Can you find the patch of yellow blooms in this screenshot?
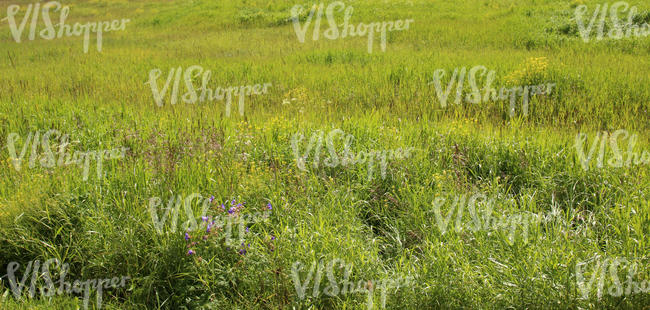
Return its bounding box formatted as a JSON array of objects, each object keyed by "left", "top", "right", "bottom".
[{"left": 505, "top": 57, "right": 549, "bottom": 84}]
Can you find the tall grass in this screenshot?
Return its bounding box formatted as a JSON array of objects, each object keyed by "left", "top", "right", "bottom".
[{"left": 0, "top": 0, "right": 648, "bottom": 309}]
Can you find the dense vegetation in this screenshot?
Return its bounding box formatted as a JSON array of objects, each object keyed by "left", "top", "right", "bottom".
[{"left": 0, "top": 0, "right": 648, "bottom": 309}]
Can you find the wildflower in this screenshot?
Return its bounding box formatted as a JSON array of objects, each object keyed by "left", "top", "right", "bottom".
[
  {"left": 207, "top": 223, "right": 212, "bottom": 233},
  {"left": 239, "top": 249, "right": 247, "bottom": 255},
  {"left": 228, "top": 207, "right": 235, "bottom": 214},
  {"left": 220, "top": 204, "right": 225, "bottom": 211},
  {"left": 267, "top": 203, "right": 272, "bottom": 210},
  {"left": 185, "top": 233, "right": 190, "bottom": 241},
  {"left": 271, "top": 235, "right": 276, "bottom": 241},
  {"left": 187, "top": 250, "right": 195, "bottom": 255},
  {"left": 231, "top": 199, "right": 236, "bottom": 206},
  {"left": 209, "top": 196, "right": 215, "bottom": 202},
  {"left": 245, "top": 227, "right": 249, "bottom": 233},
  {"left": 201, "top": 216, "right": 209, "bottom": 222}
]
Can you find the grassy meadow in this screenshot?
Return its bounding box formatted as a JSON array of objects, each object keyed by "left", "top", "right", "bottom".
[{"left": 0, "top": 0, "right": 649, "bottom": 309}]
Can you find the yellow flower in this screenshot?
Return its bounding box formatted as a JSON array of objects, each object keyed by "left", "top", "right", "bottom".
[{"left": 505, "top": 57, "right": 549, "bottom": 84}]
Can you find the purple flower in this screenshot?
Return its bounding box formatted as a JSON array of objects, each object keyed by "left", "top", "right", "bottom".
[
  {"left": 270, "top": 235, "right": 276, "bottom": 241},
  {"left": 267, "top": 203, "right": 272, "bottom": 210},
  {"left": 201, "top": 216, "right": 209, "bottom": 222},
  {"left": 220, "top": 204, "right": 225, "bottom": 210},
  {"left": 185, "top": 233, "right": 190, "bottom": 241},
  {"left": 231, "top": 199, "right": 236, "bottom": 206},
  {"left": 187, "top": 250, "right": 195, "bottom": 255},
  {"left": 239, "top": 249, "right": 247, "bottom": 255},
  {"left": 228, "top": 207, "right": 235, "bottom": 214},
  {"left": 209, "top": 196, "right": 215, "bottom": 202},
  {"left": 245, "top": 227, "right": 249, "bottom": 233},
  {"left": 206, "top": 223, "right": 212, "bottom": 233}
]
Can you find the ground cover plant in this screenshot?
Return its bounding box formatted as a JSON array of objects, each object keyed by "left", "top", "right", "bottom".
[{"left": 0, "top": 0, "right": 648, "bottom": 309}]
